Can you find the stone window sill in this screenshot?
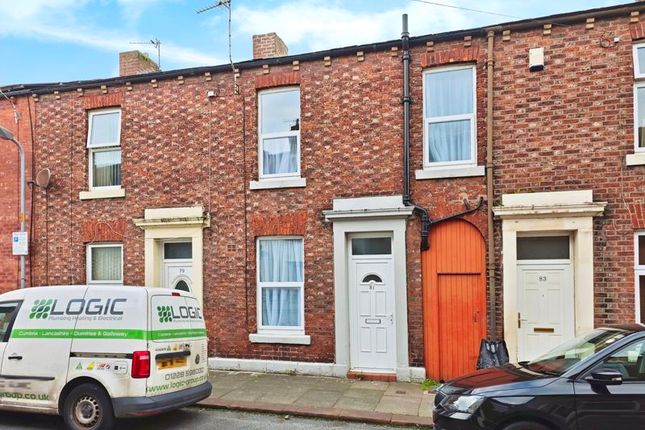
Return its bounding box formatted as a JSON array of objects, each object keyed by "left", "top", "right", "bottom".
[
  {"left": 415, "top": 165, "right": 485, "bottom": 180},
  {"left": 79, "top": 188, "right": 126, "bottom": 200},
  {"left": 626, "top": 153, "right": 645, "bottom": 166},
  {"left": 249, "top": 177, "right": 307, "bottom": 190},
  {"left": 249, "top": 333, "right": 311, "bottom": 345}
]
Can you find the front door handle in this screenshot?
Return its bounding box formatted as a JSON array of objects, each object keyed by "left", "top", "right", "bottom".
[{"left": 8, "top": 355, "right": 22, "bottom": 360}]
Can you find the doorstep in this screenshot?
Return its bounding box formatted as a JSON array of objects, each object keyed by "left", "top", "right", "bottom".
[
  {"left": 197, "top": 370, "right": 434, "bottom": 428},
  {"left": 347, "top": 370, "right": 398, "bottom": 382}
]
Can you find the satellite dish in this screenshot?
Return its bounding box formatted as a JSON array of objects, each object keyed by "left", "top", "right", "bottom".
[{"left": 34, "top": 168, "right": 51, "bottom": 189}]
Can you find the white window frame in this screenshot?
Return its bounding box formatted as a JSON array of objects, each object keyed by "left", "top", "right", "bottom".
[
  {"left": 256, "top": 236, "right": 305, "bottom": 335},
  {"left": 636, "top": 232, "right": 645, "bottom": 324},
  {"left": 633, "top": 43, "right": 645, "bottom": 79},
  {"left": 634, "top": 82, "right": 645, "bottom": 154},
  {"left": 86, "top": 243, "right": 123, "bottom": 285},
  {"left": 422, "top": 64, "right": 477, "bottom": 169},
  {"left": 257, "top": 87, "right": 301, "bottom": 180},
  {"left": 87, "top": 108, "right": 122, "bottom": 191}
]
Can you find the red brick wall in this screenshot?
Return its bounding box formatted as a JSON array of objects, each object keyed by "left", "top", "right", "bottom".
[
  {"left": 0, "top": 97, "right": 34, "bottom": 293},
  {"left": 25, "top": 41, "right": 487, "bottom": 364},
  {"left": 492, "top": 15, "right": 645, "bottom": 329},
  {"left": 17, "top": 8, "right": 645, "bottom": 366}
]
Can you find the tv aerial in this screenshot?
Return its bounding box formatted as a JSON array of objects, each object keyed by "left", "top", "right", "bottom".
[
  {"left": 197, "top": 1, "right": 238, "bottom": 94},
  {"left": 129, "top": 38, "right": 162, "bottom": 69}
]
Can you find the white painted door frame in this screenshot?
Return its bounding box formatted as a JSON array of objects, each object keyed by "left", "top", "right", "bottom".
[
  {"left": 323, "top": 195, "right": 419, "bottom": 381},
  {"left": 134, "top": 206, "right": 210, "bottom": 306},
  {"left": 493, "top": 190, "right": 606, "bottom": 363},
  {"left": 348, "top": 234, "right": 396, "bottom": 372}
]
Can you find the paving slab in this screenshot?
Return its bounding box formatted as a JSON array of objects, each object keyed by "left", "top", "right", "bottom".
[
  {"left": 374, "top": 395, "right": 421, "bottom": 416},
  {"left": 334, "top": 393, "right": 382, "bottom": 411},
  {"left": 383, "top": 382, "right": 424, "bottom": 398},
  {"left": 419, "top": 393, "right": 435, "bottom": 418},
  {"left": 350, "top": 380, "right": 390, "bottom": 391},
  {"left": 257, "top": 388, "right": 311, "bottom": 405},
  {"left": 294, "top": 389, "right": 344, "bottom": 408},
  {"left": 220, "top": 388, "right": 265, "bottom": 402}
]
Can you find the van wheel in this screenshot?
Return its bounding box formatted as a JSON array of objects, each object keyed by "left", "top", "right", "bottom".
[{"left": 63, "top": 383, "right": 115, "bottom": 430}]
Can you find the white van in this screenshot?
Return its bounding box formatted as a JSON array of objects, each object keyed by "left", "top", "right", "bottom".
[{"left": 0, "top": 285, "right": 212, "bottom": 430}]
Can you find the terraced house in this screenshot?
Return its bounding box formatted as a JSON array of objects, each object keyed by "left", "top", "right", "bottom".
[{"left": 1, "top": 1, "right": 645, "bottom": 382}]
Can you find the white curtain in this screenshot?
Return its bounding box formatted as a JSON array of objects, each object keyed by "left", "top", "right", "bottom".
[
  {"left": 259, "top": 239, "right": 303, "bottom": 326},
  {"left": 93, "top": 149, "right": 121, "bottom": 187},
  {"left": 91, "top": 246, "right": 122, "bottom": 281},
  {"left": 262, "top": 288, "right": 300, "bottom": 327},
  {"left": 89, "top": 111, "right": 120, "bottom": 147},
  {"left": 428, "top": 120, "right": 470, "bottom": 162},
  {"left": 426, "top": 68, "right": 473, "bottom": 162},
  {"left": 262, "top": 136, "right": 298, "bottom": 175}
]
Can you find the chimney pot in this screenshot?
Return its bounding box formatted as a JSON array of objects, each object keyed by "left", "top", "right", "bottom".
[
  {"left": 252, "top": 33, "right": 288, "bottom": 60},
  {"left": 119, "top": 50, "right": 160, "bottom": 77}
]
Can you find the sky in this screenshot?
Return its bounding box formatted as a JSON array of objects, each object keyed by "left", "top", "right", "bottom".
[{"left": 0, "top": 0, "right": 626, "bottom": 86}]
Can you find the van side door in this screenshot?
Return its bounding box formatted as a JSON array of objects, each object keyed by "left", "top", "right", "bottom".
[
  {"left": 2, "top": 289, "right": 83, "bottom": 411},
  {"left": 0, "top": 301, "right": 22, "bottom": 405}
]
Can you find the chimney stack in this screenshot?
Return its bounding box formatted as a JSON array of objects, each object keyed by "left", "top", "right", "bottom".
[
  {"left": 119, "top": 51, "right": 160, "bottom": 77},
  {"left": 252, "top": 33, "right": 288, "bottom": 60}
]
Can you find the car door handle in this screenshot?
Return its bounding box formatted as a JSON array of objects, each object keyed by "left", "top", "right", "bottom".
[{"left": 8, "top": 355, "right": 22, "bottom": 360}]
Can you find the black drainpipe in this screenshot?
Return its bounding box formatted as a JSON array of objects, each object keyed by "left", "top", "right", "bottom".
[{"left": 402, "top": 14, "right": 431, "bottom": 251}]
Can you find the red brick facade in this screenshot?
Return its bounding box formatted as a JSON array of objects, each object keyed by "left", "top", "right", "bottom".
[
  {"left": 1, "top": 4, "right": 644, "bottom": 370},
  {"left": 0, "top": 97, "right": 33, "bottom": 293}
]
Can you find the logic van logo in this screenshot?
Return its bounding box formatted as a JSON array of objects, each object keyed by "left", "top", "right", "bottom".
[
  {"left": 27, "top": 298, "right": 127, "bottom": 321},
  {"left": 29, "top": 299, "right": 54, "bottom": 319},
  {"left": 156, "top": 304, "right": 202, "bottom": 323},
  {"left": 157, "top": 306, "right": 173, "bottom": 323}
]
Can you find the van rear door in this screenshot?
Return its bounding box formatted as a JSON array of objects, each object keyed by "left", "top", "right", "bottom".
[{"left": 147, "top": 292, "right": 208, "bottom": 397}]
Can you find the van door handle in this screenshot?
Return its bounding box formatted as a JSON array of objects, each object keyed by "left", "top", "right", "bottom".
[{"left": 8, "top": 355, "right": 22, "bottom": 360}]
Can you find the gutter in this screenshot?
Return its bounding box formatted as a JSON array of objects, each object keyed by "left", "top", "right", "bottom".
[
  {"left": 486, "top": 30, "right": 496, "bottom": 340},
  {"left": 402, "top": 14, "right": 431, "bottom": 251}
]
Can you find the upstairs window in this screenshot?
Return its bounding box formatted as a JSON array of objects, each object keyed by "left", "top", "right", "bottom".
[
  {"left": 87, "top": 108, "right": 122, "bottom": 189},
  {"left": 258, "top": 88, "right": 300, "bottom": 179},
  {"left": 636, "top": 84, "right": 645, "bottom": 151},
  {"left": 633, "top": 43, "right": 645, "bottom": 79},
  {"left": 633, "top": 44, "right": 645, "bottom": 154},
  {"left": 423, "top": 65, "right": 476, "bottom": 167}
]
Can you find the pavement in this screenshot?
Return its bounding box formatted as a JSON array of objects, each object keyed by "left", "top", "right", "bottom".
[{"left": 199, "top": 370, "right": 435, "bottom": 428}]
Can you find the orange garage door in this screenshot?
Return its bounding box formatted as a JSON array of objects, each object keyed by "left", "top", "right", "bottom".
[{"left": 422, "top": 219, "right": 486, "bottom": 381}]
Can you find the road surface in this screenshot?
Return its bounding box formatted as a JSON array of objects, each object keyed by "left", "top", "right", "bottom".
[{"left": 0, "top": 407, "right": 416, "bottom": 429}]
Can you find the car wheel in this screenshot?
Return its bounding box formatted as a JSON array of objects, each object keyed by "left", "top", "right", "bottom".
[
  {"left": 502, "top": 422, "right": 551, "bottom": 430},
  {"left": 63, "top": 383, "right": 115, "bottom": 430}
]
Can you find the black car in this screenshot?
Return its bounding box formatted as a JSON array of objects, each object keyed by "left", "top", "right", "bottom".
[{"left": 433, "top": 325, "right": 645, "bottom": 430}]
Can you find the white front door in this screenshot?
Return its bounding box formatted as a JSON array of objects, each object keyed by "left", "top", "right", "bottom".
[
  {"left": 517, "top": 264, "right": 574, "bottom": 361},
  {"left": 162, "top": 241, "right": 193, "bottom": 292},
  {"left": 164, "top": 262, "right": 192, "bottom": 292},
  {"left": 349, "top": 237, "right": 396, "bottom": 372}
]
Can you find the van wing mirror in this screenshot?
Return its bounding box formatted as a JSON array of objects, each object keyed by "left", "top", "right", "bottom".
[{"left": 585, "top": 369, "right": 623, "bottom": 386}]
